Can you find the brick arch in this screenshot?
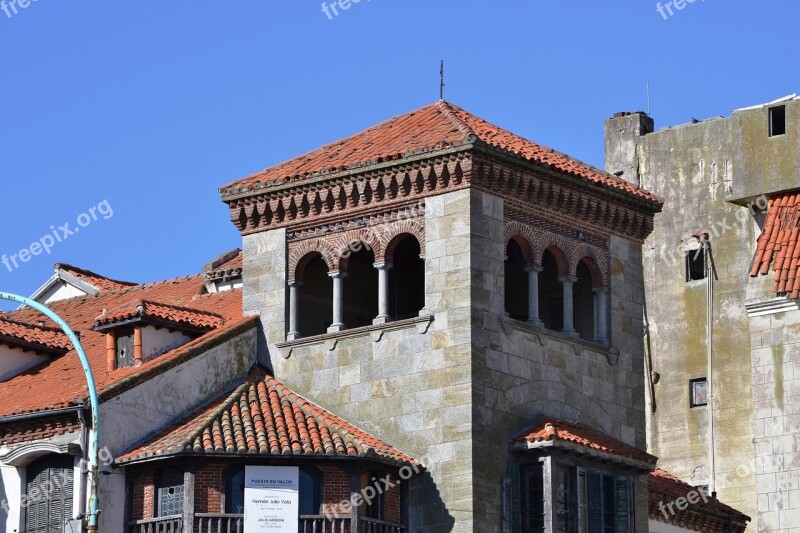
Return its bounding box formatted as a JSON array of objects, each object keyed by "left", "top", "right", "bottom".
[
  {"left": 333, "top": 228, "right": 384, "bottom": 272},
  {"left": 382, "top": 219, "right": 426, "bottom": 264},
  {"left": 534, "top": 232, "right": 572, "bottom": 277},
  {"left": 288, "top": 239, "right": 338, "bottom": 281},
  {"left": 503, "top": 221, "right": 536, "bottom": 264},
  {"left": 571, "top": 244, "right": 608, "bottom": 288}
]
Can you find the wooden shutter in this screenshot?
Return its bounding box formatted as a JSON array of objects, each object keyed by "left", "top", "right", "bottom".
[
  {"left": 116, "top": 330, "right": 135, "bottom": 369},
  {"left": 26, "top": 455, "right": 74, "bottom": 533},
  {"left": 614, "top": 477, "right": 633, "bottom": 533},
  {"left": 586, "top": 471, "right": 604, "bottom": 533}
]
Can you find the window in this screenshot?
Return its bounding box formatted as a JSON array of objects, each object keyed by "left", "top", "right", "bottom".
[
  {"left": 156, "top": 467, "right": 184, "bottom": 517},
  {"left": 224, "top": 466, "right": 322, "bottom": 516},
  {"left": 691, "top": 378, "right": 708, "bottom": 407},
  {"left": 574, "top": 261, "right": 596, "bottom": 342},
  {"left": 685, "top": 246, "right": 706, "bottom": 281},
  {"left": 539, "top": 250, "right": 564, "bottom": 332},
  {"left": 342, "top": 247, "right": 378, "bottom": 328},
  {"left": 297, "top": 254, "right": 333, "bottom": 336},
  {"left": 388, "top": 236, "right": 425, "bottom": 320},
  {"left": 25, "top": 455, "right": 74, "bottom": 533},
  {"left": 521, "top": 464, "right": 545, "bottom": 532},
  {"left": 116, "top": 327, "right": 135, "bottom": 368},
  {"left": 505, "top": 239, "right": 530, "bottom": 321},
  {"left": 360, "top": 471, "right": 386, "bottom": 520},
  {"left": 522, "top": 465, "right": 634, "bottom": 533},
  {"left": 770, "top": 105, "right": 786, "bottom": 137}
]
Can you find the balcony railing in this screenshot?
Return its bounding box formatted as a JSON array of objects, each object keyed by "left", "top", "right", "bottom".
[
  {"left": 128, "top": 514, "right": 404, "bottom": 533},
  {"left": 128, "top": 515, "right": 182, "bottom": 533}
]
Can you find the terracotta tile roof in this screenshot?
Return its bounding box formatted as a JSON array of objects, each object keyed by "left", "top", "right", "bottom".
[
  {"left": 220, "top": 101, "right": 660, "bottom": 205},
  {"left": 0, "top": 266, "right": 249, "bottom": 418},
  {"left": 649, "top": 468, "right": 750, "bottom": 533},
  {"left": 0, "top": 317, "right": 71, "bottom": 354},
  {"left": 513, "top": 417, "right": 657, "bottom": 468},
  {"left": 95, "top": 300, "right": 225, "bottom": 332},
  {"left": 57, "top": 263, "right": 137, "bottom": 292},
  {"left": 750, "top": 193, "right": 800, "bottom": 298},
  {"left": 204, "top": 249, "right": 243, "bottom": 281},
  {"left": 118, "top": 369, "right": 418, "bottom": 467}
]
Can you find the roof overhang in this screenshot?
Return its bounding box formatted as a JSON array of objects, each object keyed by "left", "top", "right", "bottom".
[{"left": 510, "top": 439, "right": 656, "bottom": 473}]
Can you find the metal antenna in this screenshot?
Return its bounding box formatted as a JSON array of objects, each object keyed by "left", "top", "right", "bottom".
[
  {"left": 647, "top": 81, "right": 651, "bottom": 116},
  {"left": 440, "top": 60, "right": 445, "bottom": 101}
]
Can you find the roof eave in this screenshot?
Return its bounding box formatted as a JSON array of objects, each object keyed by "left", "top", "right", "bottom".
[{"left": 512, "top": 439, "right": 656, "bottom": 472}]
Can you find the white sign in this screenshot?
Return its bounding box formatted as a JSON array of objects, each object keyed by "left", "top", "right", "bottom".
[{"left": 244, "top": 466, "right": 299, "bottom": 533}]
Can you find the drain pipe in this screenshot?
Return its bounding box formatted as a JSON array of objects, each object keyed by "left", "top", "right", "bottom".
[
  {"left": 705, "top": 241, "right": 718, "bottom": 498},
  {"left": 77, "top": 407, "right": 89, "bottom": 521}
]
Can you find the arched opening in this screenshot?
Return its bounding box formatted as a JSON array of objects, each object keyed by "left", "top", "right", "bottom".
[
  {"left": 505, "top": 239, "right": 529, "bottom": 320},
  {"left": 538, "top": 249, "right": 564, "bottom": 332},
  {"left": 297, "top": 254, "right": 333, "bottom": 337},
  {"left": 574, "top": 260, "right": 596, "bottom": 342},
  {"left": 343, "top": 246, "right": 379, "bottom": 328},
  {"left": 388, "top": 236, "right": 425, "bottom": 320}
]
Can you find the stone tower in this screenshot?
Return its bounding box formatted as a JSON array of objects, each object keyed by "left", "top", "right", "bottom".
[{"left": 221, "top": 101, "right": 662, "bottom": 532}]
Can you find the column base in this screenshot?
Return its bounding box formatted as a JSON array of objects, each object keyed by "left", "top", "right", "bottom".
[
  {"left": 327, "top": 324, "right": 345, "bottom": 334},
  {"left": 595, "top": 338, "right": 611, "bottom": 347},
  {"left": 287, "top": 332, "right": 301, "bottom": 341},
  {"left": 373, "top": 316, "right": 390, "bottom": 325},
  {"left": 527, "top": 319, "right": 545, "bottom": 328},
  {"left": 562, "top": 329, "right": 580, "bottom": 338}
]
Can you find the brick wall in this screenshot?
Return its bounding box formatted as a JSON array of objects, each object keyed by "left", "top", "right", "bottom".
[
  {"left": 195, "top": 462, "right": 226, "bottom": 513},
  {"left": 130, "top": 466, "right": 155, "bottom": 520}
]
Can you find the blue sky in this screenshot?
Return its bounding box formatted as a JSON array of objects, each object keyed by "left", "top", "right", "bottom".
[{"left": 1, "top": 0, "right": 798, "bottom": 303}]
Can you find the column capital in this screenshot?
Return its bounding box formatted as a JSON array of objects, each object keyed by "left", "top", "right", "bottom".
[
  {"left": 374, "top": 261, "right": 393, "bottom": 270},
  {"left": 592, "top": 285, "right": 609, "bottom": 294},
  {"left": 558, "top": 275, "right": 579, "bottom": 284},
  {"left": 524, "top": 263, "right": 543, "bottom": 274},
  {"left": 287, "top": 280, "right": 304, "bottom": 288},
  {"left": 328, "top": 270, "right": 348, "bottom": 279}
]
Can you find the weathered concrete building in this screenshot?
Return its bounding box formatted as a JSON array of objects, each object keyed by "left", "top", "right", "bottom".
[{"left": 605, "top": 95, "right": 800, "bottom": 532}]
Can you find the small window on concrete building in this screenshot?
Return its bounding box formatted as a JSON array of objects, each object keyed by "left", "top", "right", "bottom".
[
  {"left": 685, "top": 237, "right": 706, "bottom": 282},
  {"left": 770, "top": 106, "right": 786, "bottom": 137},
  {"left": 691, "top": 378, "right": 708, "bottom": 408}
]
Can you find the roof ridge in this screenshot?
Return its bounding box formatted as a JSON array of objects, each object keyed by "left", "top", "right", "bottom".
[
  {"left": 0, "top": 315, "right": 65, "bottom": 334},
  {"left": 56, "top": 263, "right": 137, "bottom": 287},
  {"left": 139, "top": 299, "right": 226, "bottom": 319},
  {"left": 437, "top": 100, "right": 477, "bottom": 141}
]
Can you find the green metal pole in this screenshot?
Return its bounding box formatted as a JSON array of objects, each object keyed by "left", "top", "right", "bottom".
[{"left": 0, "top": 292, "right": 101, "bottom": 531}]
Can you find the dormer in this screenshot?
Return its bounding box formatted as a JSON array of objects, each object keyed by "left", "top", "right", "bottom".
[
  {"left": 203, "top": 249, "right": 243, "bottom": 293},
  {"left": 0, "top": 317, "right": 70, "bottom": 381},
  {"left": 30, "top": 263, "right": 136, "bottom": 304},
  {"left": 94, "top": 300, "right": 224, "bottom": 371}
]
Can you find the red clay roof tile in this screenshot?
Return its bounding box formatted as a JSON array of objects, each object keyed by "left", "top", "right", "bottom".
[
  {"left": 118, "top": 369, "right": 417, "bottom": 467},
  {"left": 95, "top": 300, "right": 225, "bottom": 331},
  {"left": 514, "top": 417, "right": 657, "bottom": 467},
  {"left": 220, "top": 101, "right": 660, "bottom": 205},
  {"left": 649, "top": 468, "right": 750, "bottom": 532},
  {"left": 57, "top": 263, "right": 137, "bottom": 292},
  {"left": 750, "top": 193, "right": 800, "bottom": 298},
  {"left": 0, "top": 270, "right": 246, "bottom": 418},
  {"left": 0, "top": 317, "right": 71, "bottom": 354}
]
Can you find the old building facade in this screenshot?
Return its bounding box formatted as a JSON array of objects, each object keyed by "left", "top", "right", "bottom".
[{"left": 605, "top": 95, "right": 800, "bottom": 532}]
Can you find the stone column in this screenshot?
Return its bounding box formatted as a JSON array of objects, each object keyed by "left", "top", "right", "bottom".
[
  {"left": 559, "top": 275, "right": 579, "bottom": 338},
  {"left": 525, "top": 264, "right": 544, "bottom": 328},
  {"left": 328, "top": 271, "right": 346, "bottom": 333},
  {"left": 374, "top": 261, "right": 392, "bottom": 325},
  {"left": 593, "top": 286, "right": 610, "bottom": 346},
  {"left": 287, "top": 280, "right": 302, "bottom": 340}
]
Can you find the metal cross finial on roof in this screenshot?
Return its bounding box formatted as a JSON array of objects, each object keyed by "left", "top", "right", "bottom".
[{"left": 440, "top": 60, "right": 445, "bottom": 101}]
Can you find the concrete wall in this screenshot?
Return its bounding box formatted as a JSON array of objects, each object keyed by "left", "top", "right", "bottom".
[
  {"left": 606, "top": 107, "right": 800, "bottom": 531},
  {"left": 0, "top": 345, "right": 48, "bottom": 382}
]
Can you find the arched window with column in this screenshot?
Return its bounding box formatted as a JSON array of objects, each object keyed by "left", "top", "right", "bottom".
[
  {"left": 574, "top": 255, "right": 609, "bottom": 346},
  {"left": 292, "top": 253, "right": 333, "bottom": 338},
  {"left": 538, "top": 247, "right": 567, "bottom": 333},
  {"left": 386, "top": 235, "right": 425, "bottom": 320},
  {"left": 341, "top": 245, "right": 379, "bottom": 328},
  {"left": 505, "top": 239, "right": 529, "bottom": 321}
]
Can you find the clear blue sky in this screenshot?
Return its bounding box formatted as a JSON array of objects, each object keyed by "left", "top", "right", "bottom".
[{"left": 1, "top": 0, "right": 798, "bottom": 304}]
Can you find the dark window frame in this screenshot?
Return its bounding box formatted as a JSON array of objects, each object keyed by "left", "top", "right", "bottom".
[
  {"left": 222, "top": 465, "right": 323, "bottom": 516},
  {"left": 155, "top": 467, "right": 184, "bottom": 517},
  {"left": 690, "top": 378, "right": 709, "bottom": 408},
  {"left": 770, "top": 105, "right": 787, "bottom": 137},
  {"left": 685, "top": 247, "right": 706, "bottom": 282},
  {"left": 25, "top": 454, "right": 75, "bottom": 533}
]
